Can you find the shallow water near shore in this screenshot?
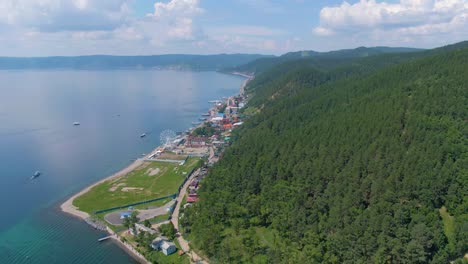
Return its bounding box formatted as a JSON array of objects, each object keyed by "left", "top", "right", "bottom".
[{"left": 0, "top": 69, "right": 244, "bottom": 263}]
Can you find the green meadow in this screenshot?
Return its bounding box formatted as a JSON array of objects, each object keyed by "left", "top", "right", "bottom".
[{"left": 74, "top": 158, "right": 199, "bottom": 213}]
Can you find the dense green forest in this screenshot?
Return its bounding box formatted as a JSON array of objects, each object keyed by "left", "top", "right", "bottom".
[
  {"left": 182, "top": 44, "right": 468, "bottom": 263},
  {"left": 225, "top": 46, "right": 423, "bottom": 75}
]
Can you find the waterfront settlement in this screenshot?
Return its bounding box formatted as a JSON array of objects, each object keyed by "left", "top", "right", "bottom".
[{"left": 61, "top": 74, "right": 253, "bottom": 264}]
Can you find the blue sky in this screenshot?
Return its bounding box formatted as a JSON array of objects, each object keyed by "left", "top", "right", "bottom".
[{"left": 0, "top": 0, "right": 466, "bottom": 56}]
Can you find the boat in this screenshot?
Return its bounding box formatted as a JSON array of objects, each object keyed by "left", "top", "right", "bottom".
[
  {"left": 140, "top": 133, "right": 146, "bottom": 138},
  {"left": 199, "top": 118, "right": 207, "bottom": 121},
  {"left": 31, "top": 171, "right": 41, "bottom": 180},
  {"left": 201, "top": 113, "right": 210, "bottom": 117},
  {"left": 73, "top": 122, "right": 80, "bottom": 126}
]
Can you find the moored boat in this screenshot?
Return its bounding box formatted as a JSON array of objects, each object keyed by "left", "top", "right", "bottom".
[{"left": 31, "top": 171, "right": 41, "bottom": 180}]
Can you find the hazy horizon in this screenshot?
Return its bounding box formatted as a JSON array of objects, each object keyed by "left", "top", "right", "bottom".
[
  {"left": 0, "top": 45, "right": 429, "bottom": 58},
  {"left": 0, "top": 0, "right": 467, "bottom": 57}
]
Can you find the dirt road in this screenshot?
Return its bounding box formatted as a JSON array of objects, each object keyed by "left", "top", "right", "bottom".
[{"left": 171, "top": 168, "right": 207, "bottom": 264}]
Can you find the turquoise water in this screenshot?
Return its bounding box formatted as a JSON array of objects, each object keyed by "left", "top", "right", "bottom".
[{"left": 0, "top": 70, "right": 244, "bottom": 263}]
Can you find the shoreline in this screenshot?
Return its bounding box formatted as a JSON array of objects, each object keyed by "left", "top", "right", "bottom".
[
  {"left": 60, "top": 74, "right": 253, "bottom": 264},
  {"left": 107, "top": 228, "right": 151, "bottom": 264},
  {"left": 60, "top": 158, "right": 146, "bottom": 220},
  {"left": 227, "top": 71, "right": 254, "bottom": 96}
]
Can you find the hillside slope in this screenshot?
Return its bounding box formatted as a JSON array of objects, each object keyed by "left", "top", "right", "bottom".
[
  {"left": 183, "top": 46, "right": 468, "bottom": 263},
  {"left": 225, "top": 46, "right": 424, "bottom": 75}
]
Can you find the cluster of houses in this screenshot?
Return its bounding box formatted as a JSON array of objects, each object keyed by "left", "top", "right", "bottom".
[
  {"left": 127, "top": 223, "right": 177, "bottom": 256},
  {"left": 187, "top": 177, "right": 200, "bottom": 203},
  {"left": 185, "top": 136, "right": 208, "bottom": 148},
  {"left": 181, "top": 96, "right": 246, "bottom": 151}
]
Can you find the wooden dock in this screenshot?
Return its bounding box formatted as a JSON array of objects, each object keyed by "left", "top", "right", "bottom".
[{"left": 98, "top": 235, "right": 113, "bottom": 242}]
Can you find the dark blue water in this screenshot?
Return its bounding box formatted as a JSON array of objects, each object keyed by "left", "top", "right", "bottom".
[{"left": 0, "top": 70, "right": 244, "bottom": 263}]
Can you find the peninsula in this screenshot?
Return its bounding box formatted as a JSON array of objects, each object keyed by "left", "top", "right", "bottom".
[{"left": 61, "top": 74, "right": 252, "bottom": 263}]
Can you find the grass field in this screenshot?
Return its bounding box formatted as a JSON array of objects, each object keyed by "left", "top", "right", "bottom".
[
  {"left": 74, "top": 157, "right": 200, "bottom": 213},
  {"left": 120, "top": 231, "right": 189, "bottom": 264},
  {"left": 145, "top": 239, "right": 189, "bottom": 264},
  {"left": 148, "top": 213, "right": 171, "bottom": 224},
  {"left": 439, "top": 206, "right": 456, "bottom": 251},
  {"left": 157, "top": 153, "right": 188, "bottom": 160},
  {"left": 132, "top": 198, "right": 173, "bottom": 210}
]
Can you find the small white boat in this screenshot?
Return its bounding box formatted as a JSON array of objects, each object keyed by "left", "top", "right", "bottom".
[
  {"left": 73, "top": 122, "right": 80, "bottom": 126},
  {"left": 140, "top": 133, "right": 146, "bottom": 138},
  {"left": 31, "top": 171, "right": 41, "bottom": 180}
]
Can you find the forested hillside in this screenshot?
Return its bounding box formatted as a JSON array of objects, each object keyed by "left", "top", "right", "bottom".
[
  {"left": 225, "top": 46, "right": 423, "bottom": 75},
  {"left": 182, "top": 45, "right": 468, "bottom": 263}
]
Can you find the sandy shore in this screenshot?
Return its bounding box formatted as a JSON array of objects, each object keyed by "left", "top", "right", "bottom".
[
  {"left": 228, "top": 72, "right": 254, "bottom": 96},
  {"left": 60, "top": 157, "right": 146, "bottom": 219},
  {"left": 60, "top": 73, "right": 252, "bottom": 264},
  {"left": 60, "top": 154, "right": 156, "bottom": 264}
]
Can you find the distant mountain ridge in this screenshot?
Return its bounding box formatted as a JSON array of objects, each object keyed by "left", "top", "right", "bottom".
[
  {"left": 226, "top": 46, "right": 425, "bottom": 74},
  {"left": 281, "top": 46, "right": 422, "bottom": 59},
  {"left": 0, "top": 54, "right": 272, "bottom": 71},
  {"left": 0, "top": 47, "right": 425, "bottom": 71}
]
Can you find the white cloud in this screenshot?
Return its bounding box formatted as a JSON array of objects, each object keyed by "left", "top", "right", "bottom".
[
  {"left": 153, "top": 0, "right": 203, "bottom": 17},
  {"left": 314, "top": 0, "right": 468, "bottom": 39},
  {"left": 0, "top": 0, "right": 131, "bottom": 31},
  {"left": 146, "top": 0, "right": 204, "bottom": 41},
  {"left": 0, "top": 0, "right": 289, "bottom": 56},
  {"left": 313, "top": 26, "right": 334, "bottom": 36},
  {"left": 0, "top": 0, "right": 210, "bottom": 55},
  {"left": 208, "top": 25, "right": 284, "bottom": 37}
]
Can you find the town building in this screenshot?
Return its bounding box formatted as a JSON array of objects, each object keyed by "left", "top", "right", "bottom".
[
  {"left": 161, "top": 241, "right": 177, "bottom": 255},
  {"left": 151, "top": 236, "right": 169, "bottom": 250},
  {"left": 185, "top": 136, "right": 208, "bottom": 148},
  {"left": 120, "top": 211, "right": 131, "bottom": 219},
  {"left": 130, "top": 223, "right": 156, "bottom": 236},
  {"left": 187, "top": 196, "right": 198, "bottom": 203}
]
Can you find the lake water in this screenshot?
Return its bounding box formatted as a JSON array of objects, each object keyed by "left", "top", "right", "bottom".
[{"left": 0, "top": 70, "right": 244, "bottom": 263}]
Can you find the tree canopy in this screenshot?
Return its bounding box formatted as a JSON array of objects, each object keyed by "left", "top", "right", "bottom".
[{"left": 183, "top": 44, "right": 468, "bottom": 263}]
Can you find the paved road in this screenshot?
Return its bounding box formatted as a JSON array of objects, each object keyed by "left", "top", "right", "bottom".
[
  {"left": 171, "top": 168, "right": 208, "bottom": 264},
  {"left": 104, "top": 200, "right": 175, "bottom": 226}
]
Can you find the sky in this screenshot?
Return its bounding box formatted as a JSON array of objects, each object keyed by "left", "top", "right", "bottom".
[{"left": 0, "top": 0, "right": 467, "bottom": 56}]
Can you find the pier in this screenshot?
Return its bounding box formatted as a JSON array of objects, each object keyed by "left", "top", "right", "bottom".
[{"left": 98, "top": 235, "right": 113, "bottom": 242}]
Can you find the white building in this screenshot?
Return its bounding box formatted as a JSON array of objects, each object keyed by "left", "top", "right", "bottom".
[
  {"left": 161, "top": 241, "right": 177, "bottom": 256},
  {"left": 130, "top": 223, "right": 156, "bottom": 236},
  {"left": 151, "top": 236, "right": 169, "bottom": 250}
]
